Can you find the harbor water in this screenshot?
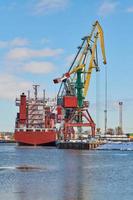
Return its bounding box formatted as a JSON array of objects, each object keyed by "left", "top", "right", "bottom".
[{"left": 0, "top": 143, "right": 133, "bottom": 200}]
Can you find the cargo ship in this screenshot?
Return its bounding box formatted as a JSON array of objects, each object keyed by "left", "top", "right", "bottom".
[{"left": 14, "top": 85, "right": 57, "bottom": 146}]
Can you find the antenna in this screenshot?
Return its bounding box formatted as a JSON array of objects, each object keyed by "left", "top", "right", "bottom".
[
  {"left": 33, "top": 85, "right": 40, "bottom": 100},
  {"left": 43, "top": 89, "right": 45, "bottom": 103},
  {"left": 28, "top": 90, "right": 30, "bottom": 100}
]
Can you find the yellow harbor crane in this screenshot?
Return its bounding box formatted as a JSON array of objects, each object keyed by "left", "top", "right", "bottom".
[{"left": 54, "top": 21, "right": 107, "bottom": 138}]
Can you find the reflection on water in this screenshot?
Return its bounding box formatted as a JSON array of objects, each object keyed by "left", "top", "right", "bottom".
[{"left": 0, "top": 144, "right": 133, "bottom": 200}]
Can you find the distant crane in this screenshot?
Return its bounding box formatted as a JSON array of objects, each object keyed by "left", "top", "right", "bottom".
[
  {"left": 119, "top": 101, "right": 123, "bottom": 134},
  {"left": 53, "top": 21, "right": 107, "bottom": 139}
]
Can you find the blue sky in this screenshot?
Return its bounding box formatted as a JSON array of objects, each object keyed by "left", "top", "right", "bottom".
[{"left": 0, "top": 0, "right": 133, "bottom": 132}]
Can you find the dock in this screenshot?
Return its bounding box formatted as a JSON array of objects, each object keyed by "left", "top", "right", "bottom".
[
  {"left": 0, "top": 140, "right": 16, "bottom": 143},
  {"left": 56, "top": 140, "right": 103, "bottom": 150}
]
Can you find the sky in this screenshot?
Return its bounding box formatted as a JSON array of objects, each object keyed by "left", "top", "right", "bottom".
[{"left": 0, "top": 0, "right": 133, "bottom": 133}]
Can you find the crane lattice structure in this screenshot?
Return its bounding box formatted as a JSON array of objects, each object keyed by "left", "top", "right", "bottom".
[{"left": 54, "top": 21, "right": 107, "bottom": 139}]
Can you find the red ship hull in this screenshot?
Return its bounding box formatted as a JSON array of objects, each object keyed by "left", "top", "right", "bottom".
[{"left": 14, "top": 130, "right": 57, "bottom": 146}]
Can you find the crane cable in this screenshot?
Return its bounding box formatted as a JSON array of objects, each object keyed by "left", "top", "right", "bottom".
[
  {"left": 95, "top": 45, "right": 100, "bottom": 131},
  {"left": 96, "top": 72, "right": 100, "bottom": 130},
  {"left": 104, "top": 65, "right": 108, "bottom": 133}
]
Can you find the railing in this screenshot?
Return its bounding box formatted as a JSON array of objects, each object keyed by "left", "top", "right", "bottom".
[{"left": 15, "top": 127, "right": 56, "bottom": 132}]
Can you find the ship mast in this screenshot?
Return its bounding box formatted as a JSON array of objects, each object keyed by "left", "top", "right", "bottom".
[{"left": 33, "top": 84, "right": 40, "bottom": 100}]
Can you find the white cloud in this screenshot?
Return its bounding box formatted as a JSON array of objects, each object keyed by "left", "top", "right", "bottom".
[
  {"left": 23, "top": 61, "right": 55, "bottom": 74},
  {"left": 126, "top": 6, "right": 133, "bottom": 13},
  {"left": 32, "top": 0, "right": 68, "bottom": 15},
  {"left": 10, "top": 38, "right": 29, "bottom": 46},
  {"left": 98, "top": 1, "right": 118, "bottom": 16},
  {"left": 0, "top": 37, "right": 29, "bottom": 48},
  {"left": 6, "top": 47, "right": 63, "bottom": 60},
  {"left": 0, "top": 74, "right": 32, "bottom": 100}
]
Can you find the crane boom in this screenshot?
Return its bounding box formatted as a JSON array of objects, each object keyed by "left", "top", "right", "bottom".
[
  {"left": 84, "top": 33, "right": 98, "bottom": 97},
  {"left": 94, "top": 21, "right": 106, "bottom": 64},
  {"left": 53, "top": 20, "right": 107, "bottom": 105}
]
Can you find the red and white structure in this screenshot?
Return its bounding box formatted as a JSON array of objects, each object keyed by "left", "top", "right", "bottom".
[{"left": 14, "top": 85, "right": 57, "bottom": 146}]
